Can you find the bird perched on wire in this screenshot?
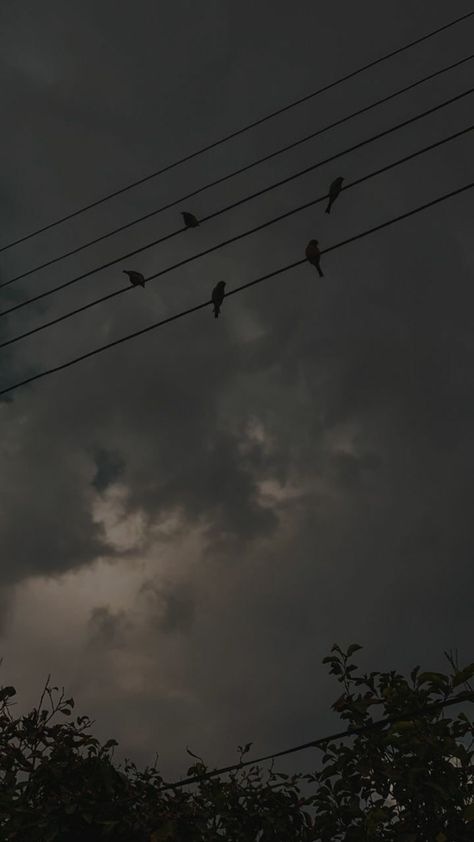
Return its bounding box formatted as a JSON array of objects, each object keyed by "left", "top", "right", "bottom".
[
  {"left": 325, "top": 177, "right": 344, "bottom": 214},
  {"left": 305, "top": 240, "right": 324, "bottom": 277},
  {"left": 182, "top": 212, "right": 200, "bottom": 228},
  {"left": 212, "top": 281, "right": 226, "bottom": 318},
  {"left": 123, "top": 270, "right": 146, "bottom": 288}
]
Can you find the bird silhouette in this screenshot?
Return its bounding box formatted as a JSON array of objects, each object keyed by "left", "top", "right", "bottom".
[
  {"left": 212, "top": 281, "right": 226, "bottom": 318},
  {"left": 305, "top": 240, "right": 324, "bottom": 277},
  {"left": 325, "top": 177, "right": 344, "bottom": 214},
  {"left": 123, "top": 270, "right": 146, "bottom": 288},
  {"left": 182, "top": 212, "right": 200, "bottom": 228}
]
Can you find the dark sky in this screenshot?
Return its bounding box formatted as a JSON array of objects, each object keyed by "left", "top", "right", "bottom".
[{"left": 0, "top": 1, "right": 473, "bottom": 782}]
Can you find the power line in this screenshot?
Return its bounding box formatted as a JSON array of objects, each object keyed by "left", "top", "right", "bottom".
[
  {"left": 1, "top": 88, "right": 471, "bottom": 325},
  {"left": 0, "top": 10, "right": 471, "bottom": 254},
  {"left": 0, "top": 182, "right": 471, "bottom": 398},
  {"left": 0, "top": 127, "right": 471, "bottom": 352},
  {"left": 159, "top": 690, "right": 473, "bottom": 791},
  {"left": 2, "top": 52, "right": 472, "bottom": 291}
]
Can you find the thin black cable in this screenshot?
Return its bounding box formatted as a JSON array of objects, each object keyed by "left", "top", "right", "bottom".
[
  {"left": 3, "top": 53, "right": 472, "bottom": 291},
  {"left": 0, "top": 10, "right": 471, "bottom": 254},
  {"left": 1, "top": 88, "right": 471, "bottom": 324},
  {"left": 0, "top": 182, "right": 471, "bottom": 398},
  {"left": 159, "top": 691, "right": 473, "bottom": 791},
  {"left": 0, "top": 126, "right": 471, "bottom": 352}
]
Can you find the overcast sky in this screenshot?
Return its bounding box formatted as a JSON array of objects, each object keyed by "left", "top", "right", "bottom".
[{"left": 0, "top": 1, "right": 473, "bottom": 783}]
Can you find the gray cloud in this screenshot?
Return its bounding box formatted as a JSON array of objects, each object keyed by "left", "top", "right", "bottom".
[
  {"left": 0, "top": 0, "right": 472, "bottom": 782},
  {"left": 87, "top": 604, "right": 132, "bottom": 649},
  {"left": 92, "top": 448, "right": 126, "bottom": 493},
  {"left": 138, "top": 579, "right": 195, "bottom": 634}
]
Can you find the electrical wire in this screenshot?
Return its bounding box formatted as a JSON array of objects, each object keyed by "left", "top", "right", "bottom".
[
  {"left": 2, "top": 52, "right": 472, "bottom": 291},
  {"left": 1, "top": 88, "right": 471, "bottom": 326},
  {"left": 159, "top": 690, "right": 473, "bottom": 791},
  {"left": 0, "top": 126, "right": 471, "bottom": 352},
  {"left": 0, "top": 127, "right": 471, "bottom": 352},
  {"left": 0, "top": 128, "right": 470, "bottom": 352},
  {"left": 0, "top": 10, "right": 471, "bottom": 254},
  {"left": 0, "top": 182, "right": 471, "bottom": 398}
]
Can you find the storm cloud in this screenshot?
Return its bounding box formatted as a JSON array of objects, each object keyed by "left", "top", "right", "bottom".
[{"left": 0, "top": 0, "right": 472, "bottom": 780}]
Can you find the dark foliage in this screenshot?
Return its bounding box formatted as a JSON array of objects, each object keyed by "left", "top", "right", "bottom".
[{"left": 1, "top": 646, "right": 473, "bottom": 841}]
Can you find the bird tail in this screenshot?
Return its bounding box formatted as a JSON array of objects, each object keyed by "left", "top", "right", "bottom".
[
  {"left": 325, "top": 201, "right": 331, "bottom": 214},
  {"left": 318, "top": 266, "right": 324, "bottom": 277},
  {"left": 213, "top": 305, "right": 219, "bottom": 318}
]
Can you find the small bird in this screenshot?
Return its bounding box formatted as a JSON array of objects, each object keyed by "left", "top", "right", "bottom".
[
  {"left": 325, "top": 177, "right": 344, "bottom": 214},
  {"left": 212, "top": 281, "right": 226, "bottom": 318},
  {"left": 182, "top": 212, "right": 199, "bottom": 228},
  {"left": 305, "top": 240, "right": 324, "bottom": 277},
  {"left": 123, "top": 270, "right": 145, "bottom": 288}
]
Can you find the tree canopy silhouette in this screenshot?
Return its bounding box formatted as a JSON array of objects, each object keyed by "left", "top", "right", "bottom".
[{"left": 1, "top": 645, "right": 473, "bottom": 841}]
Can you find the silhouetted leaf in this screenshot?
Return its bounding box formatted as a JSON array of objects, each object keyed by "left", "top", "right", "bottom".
[
  {"left": 416, "top": 671, "right": 449, "bottom": 689},
  {"left": 0, "top": 685, "right": 16, "bottom": 702},
  {"left": 452, "top": 663, "right": 474, "bottom": 687},
  {"left": 186, "top": 746, "right": 204, "bottom": 763}
]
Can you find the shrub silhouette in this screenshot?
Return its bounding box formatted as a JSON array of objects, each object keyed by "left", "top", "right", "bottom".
[{"left": 1, "top": 646, "right": 473, "bottom": 840}]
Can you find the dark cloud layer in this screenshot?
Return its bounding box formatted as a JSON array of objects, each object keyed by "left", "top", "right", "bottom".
[{"left": 0, "top": 0, "right": 472, "bottom": 779}]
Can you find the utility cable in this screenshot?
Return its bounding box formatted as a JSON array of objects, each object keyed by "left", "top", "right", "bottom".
[
  {"left": 159, "top": 690, "right": 474, "bottom": 791},
  {"left": 1, "top": 88, "right": 471, "bottom": 326},
  {"left": 0, "top": 182, "right": 471, "bottom": 398},
  {"left": 0, "top": 126, "right": 471, "bottom": 352},
  {"left": 0, "top": 10, "right": 471, "bottom": 254},
  {"left": 2, "top": 52, "right": 472, "bottom": 290}
]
